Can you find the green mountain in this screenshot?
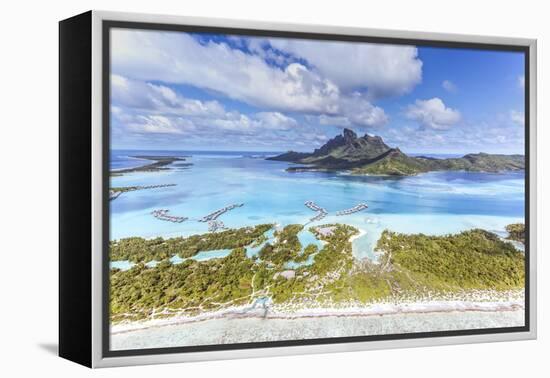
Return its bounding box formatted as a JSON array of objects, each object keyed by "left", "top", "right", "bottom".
[{"left": 268, "top": 128, "right": 525, "bottom": 176}]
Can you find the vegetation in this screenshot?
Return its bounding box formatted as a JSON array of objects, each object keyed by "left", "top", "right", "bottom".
[
  {"left": 110, "top": 223, "right": 355, "bottom": 321},
  {"left": 353, "top": 149, "right": 429, "bottom": 176},
  {"left": 110, "top": 222, "right": 525, "bottom": 323},
  {"left": 110, "top": 224, "right": 273, "bottom": 263},
  {"left": 270, "top": 128, "right": 525, "bottom": 176},
  {"left": 376, "top": 229, "right": 525, "bottom": 290},
  {"left": 258, "top": 224, "right": 303, "bottom": 266},
  {"left": 110, "top": 248, "right": 256, "bottom": 322},
  {"left": 506, "top": 223, "right": 526, "bottom": 244}
]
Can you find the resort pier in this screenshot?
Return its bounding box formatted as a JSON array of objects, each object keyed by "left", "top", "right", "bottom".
[
  {"left": 109, "top": 191, "right": 122, "bottom": 201},
  {"left": 199, "top": 203, "right": 244, "bottom": 222},
  {"left": 305, "top": 200, "right": 368, "bottom": 222},
  {"left": 109, "top": 183, "right": 177, "bottom": 201},
  {"left": 310, "top": 210, "right": 328, "bottom": 222},
  {"left": 304, "top": 201, "right": 328, "bottom": 222},
  {"left": 151, "top": 209, "right": 188, "bottom": 223},
  {"left": 335, "top": 203, "right": 368, "bottom": 216},
  {"left": 304, "top": 201, "right": 324, "bottom": 212}
]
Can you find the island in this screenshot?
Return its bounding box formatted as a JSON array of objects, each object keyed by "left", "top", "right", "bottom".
[
  {"left": 268, "top": 128, "right": 525, "bottom": 176},
  {"left": 109, "top": 184, "right": 177, "bottom": 201},
  {"left": 111, "top": 155, "right": 192, "bottom": 176}
]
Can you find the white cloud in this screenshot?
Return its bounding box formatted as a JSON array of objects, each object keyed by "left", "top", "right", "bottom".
[
  {"left": 126, "top": 115, "right": 193, "bottom": 135},
  {"left": 208, "top": 112, "right": 298, "bottom": 133},
  {"left": 510, "top": 110, "right": 525, "bottom": 126},
  {"left": 405, "top": 98, "right": 461, "bottom": 130},
  {"left": 318, "top": 115, "right": 351, "bottom": 127},
  {"left": 111, "top": 30, "right": 341, "bottom": 114},
  {"left": 317, "top": 102, "right": 388, "bottom": 129},
  {"left": 518, "top": 75, "right": 525, "bottom": 89},
  {"left": 254, "top": 112, "right": 298, "bottom": 130},
  {"left": 111, "top": 75, "right": 302, "bottom": 139},
  {"left": 111, "top": 31, "right": 400, "bottom": 130},
  {"left": 266, "top": 38, "right": 422, "bottom": 98},
  {"left": 383, "top": 119, "right": 524, "bottom": 154},
  {"left": 111, "top": 74, "right": 226, "bottom": 117},
  {"left": 442, "top": 80, "right": 457, "bottom": 93},
  {"left": 112, "top": 75, "right": 301, "bottom": 135},
  {"left": 337, "top": 94, "right": 388, "bottom": 128}
]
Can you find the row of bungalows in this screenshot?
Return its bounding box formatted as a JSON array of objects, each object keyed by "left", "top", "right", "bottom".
[
  {"left": 335, "top": 203, "right": 368, "bottom": 216},
  {"left": 305, "top": 201, "right": 328, "bottom": 222},
  {"left": 151, "top": 209, "right": 188, "bottom": 223},
  {"left": 199, "top": 203, "right": 244, "bottom": 222}
]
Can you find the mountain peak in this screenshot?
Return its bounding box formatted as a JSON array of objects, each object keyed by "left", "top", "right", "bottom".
[{"left": 342, "top": 128, "right": 357, "bottom": 142}]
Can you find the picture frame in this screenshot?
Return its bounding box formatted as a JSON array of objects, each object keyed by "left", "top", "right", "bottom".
[{"left": 59, "top": 10, "right": 537, "bottom": 368}]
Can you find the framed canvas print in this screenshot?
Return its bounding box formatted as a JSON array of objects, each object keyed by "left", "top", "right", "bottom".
[{"left": 59, "top": 10, "right": 537, "bottom": 368}]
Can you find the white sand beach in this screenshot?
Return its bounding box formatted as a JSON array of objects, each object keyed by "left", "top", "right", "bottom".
[
  {"left": 111, "top": 307, "right": 524, "bottom": 350},
  {"left": 111, "top": 290, "right": 525, "bottom": 350}
]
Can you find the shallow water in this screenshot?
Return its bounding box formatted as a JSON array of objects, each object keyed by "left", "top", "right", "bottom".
[
  {"left": 110, "top": 150, "right": 525, "bottom": 262},
  {"left": 111, "top": 309, "right": 524, "bottom": 350}
]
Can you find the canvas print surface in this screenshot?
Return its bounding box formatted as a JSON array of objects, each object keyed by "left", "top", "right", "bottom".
[{"left": 108, "top": 27, "right": 526, "bottom": 351}]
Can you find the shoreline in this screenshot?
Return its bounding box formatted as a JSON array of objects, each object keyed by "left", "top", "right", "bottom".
[
  {"left": 349, "top": 228, "right": 367, "bottom": 243},
  {"left": 111, "top": 290, "right": 524, "bottom": 334},
  {"left": 110, "top": 155, "right": 189, "bottom": 175}
]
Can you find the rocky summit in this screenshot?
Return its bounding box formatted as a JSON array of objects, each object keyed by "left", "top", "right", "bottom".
[{"left": 268, "top": 128, "right": 525, "bottom": 176}]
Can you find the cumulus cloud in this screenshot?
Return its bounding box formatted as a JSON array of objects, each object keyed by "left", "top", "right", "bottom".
[
  {"left": 254, "top": 112, "right": 298, "bottom": 130},
  {"left": 318, "top": 115, "right": 352, "bottom": 127},
  {"left": 337, "top": 94, "right": 388, "bottom": 127},
  {"left": 382, "top": 120, "right": 524, "bottom": 154},
  {"left": 112, "top": 30, "right": 341, "bottom": 114},
  {"left": 405, "top": 98, "right": 461, "bottom": 130},
  {"left": 111, "top": 31, "right": 404, "bottom": 130},
  {"left": 113, "top": 106, "right": 330, "bottom": 150},
  {"left": 265, "top": 38, "right": 423, "bottom": 98},
  {"left": 111, "top": 74, "right": 226, "bottom": 117},
  {"left": 111, "top": 75, "right": 303, "bottom": 140},
  {"left": 125, "top": 115, "right": 195, "bottom": 135},
  {"left": 115, "top": 108, "right": 300, "bottom": 137},
  {"left": 442, "top": 80, "right": 457, "bottom": 93},
  {"left": 510, "top": 110, "right": 525, "bottom": 126}
]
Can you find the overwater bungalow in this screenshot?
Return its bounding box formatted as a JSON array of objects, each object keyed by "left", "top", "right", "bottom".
[
  {"left": 335, "top": 203, "right": 368, "bottom": 216},
  {"left": 199, "top": 203, "right": 244, "bottom": 222},
  {"left": 304, "top": 201, "right": 325, "bottom": 212},
  {"left": 305, "top": 200, "right": 328, "bottom": 222},
  {"left": 109, "top": 183, "right": 176, "bottom": 201},
  {"left": 151, "top": 209, "right": 188, "bottom": 223},
  {"left": 310, "top": 210, "right": 328, "bottom": 222}
]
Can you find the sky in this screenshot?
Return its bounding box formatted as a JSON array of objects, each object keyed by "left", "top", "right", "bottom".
[{"left": 110, "top": 28, "right": 526, "bottom": 154}]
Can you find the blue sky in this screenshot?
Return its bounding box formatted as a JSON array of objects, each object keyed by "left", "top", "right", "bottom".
[{"left": 110, "top": 29, "right": 525, "bottom": 154}]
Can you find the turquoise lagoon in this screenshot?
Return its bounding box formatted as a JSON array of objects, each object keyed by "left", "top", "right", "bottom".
[{"left": 110, "top": 150, "right": 525, "bottom": 266}]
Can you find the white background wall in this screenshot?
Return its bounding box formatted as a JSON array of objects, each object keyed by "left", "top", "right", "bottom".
[{"left": 0, "top": 0, "right": 546, "bottom": 376}]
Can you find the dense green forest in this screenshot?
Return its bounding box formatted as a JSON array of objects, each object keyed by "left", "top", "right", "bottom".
[
  {"left": 110, "top": 224, "right": 272, "bottom": 263},
  {"left": 375, "top": 229, "right": 525, "bottom": 290},
  {"left": 110, "top": 223, "right": 525, "bottom": 323}
]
